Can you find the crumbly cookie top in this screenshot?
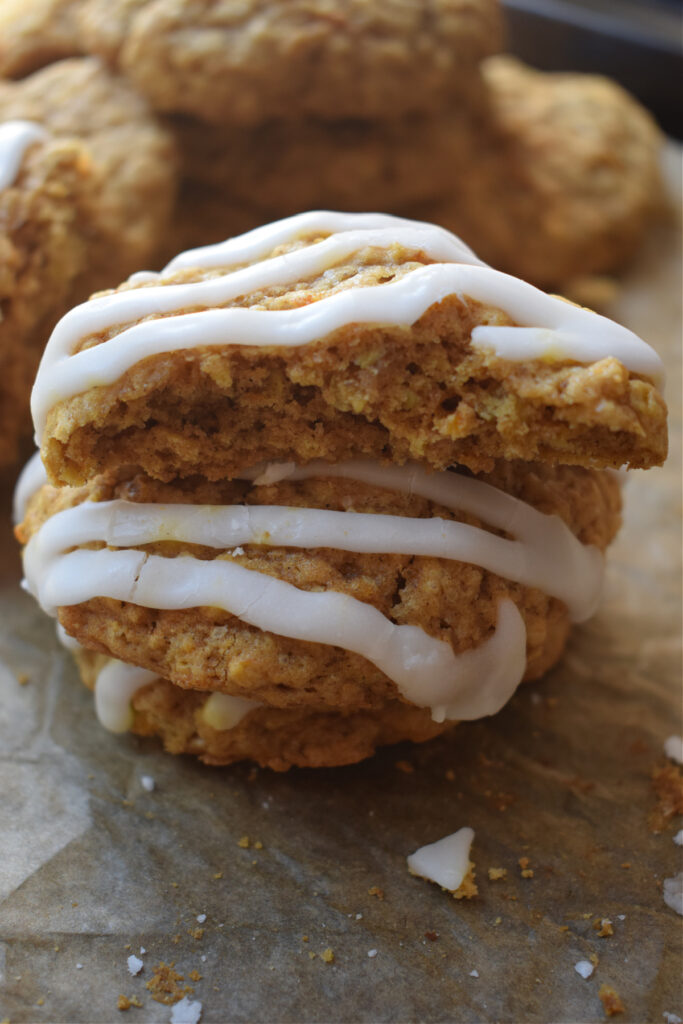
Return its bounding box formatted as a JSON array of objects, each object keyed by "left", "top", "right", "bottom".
[{"left": 32, "top": 211, "right": 664, "bottom": 440}]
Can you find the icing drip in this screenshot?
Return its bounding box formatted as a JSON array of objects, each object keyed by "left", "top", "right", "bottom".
[
  {"left": 95, "top": 660, "right": 158, "bottom": 733},
  {"left": 201, "top": 692, "right": 260, "bottom": 730},
  {"left": 13, "top": 450, "right": 47, "bottom": 525},
  {"left": 0, "top": 120, "right": 48, "bottom": 191},
  {"left": 31, "top": 211, "right": 664, "bottom": 439},
  {"left": 21, "top": 460, "right": 603, "bottom": 722}
]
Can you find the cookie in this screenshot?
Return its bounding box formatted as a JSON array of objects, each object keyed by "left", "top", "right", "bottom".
[
  {"left": 0, "top": 0, "right": 83, "bottom": 78},
  {"left": 0, "top": 124, "right": 96, "bottom": 467},
  {"left": 418, "top": 57, "right": 664, "bottom": 286},
  {"left": 168, "top": 107, "right": 479, "bottom": 214},
  {"left": 72, "top": 649, "right": 453, "bottom": 770},
  {"left": 0, "top": 58, "right": 177, "bottom": 275},
  {"left": 0, "top": 58, "right": 177, "bottom": 468},
  {"left": 164, "top": 58, "right": 663, "bottom": 289},
  {"left": 76, "top": 0, "right": 501, "bottom": 125},
  {"left": 19, "top": 455, "right": 620, "bottom": 720},
  {"left": 33, "top": 212, "right": 666, "bottom": 488}
]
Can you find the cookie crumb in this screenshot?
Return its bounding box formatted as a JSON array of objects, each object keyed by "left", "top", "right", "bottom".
[
  {"left": 320, "top": 948, "right": 335, "bottom": 964},
  {"left": 237, "top": 836, "right": 250, "bottom": 848},
  {"left": 518, "top": 857, "right": 534, "bottom": 878},
  {"left": 599, "top": 984, "right": 625, "bottom": 1017},
  {"left": 650, "top": 762, "right": 683, "bottom": 832},
  {"left": 594, "top": 918, "right": 614, "bottom": 937},
  {"left": 145, "top": 962, "right": 192, "bottom": 1005},
  {"left": 488, "top": 867, "right": 507, "bottom": 881},
  {"left": 189, "top": 928, "right": 204, "bottom": 940},
  {"left": 368, "top": 886, "right": 384, "bottom": 900},
  {"left": 424, "top": 931, "right": 438, "bottom": 941},
  {"left": 454, "top": 863, "right": 478, "bottom": 900},
  {"left": 17, "top": 672, "right": 29, "bottom": 685},
  {"left": 253, "top": 840, "right": 263, "bottom": 850},
  {"left": 117, "top": 996, "right": 132, "bottom": 1012},
  {"left": 493, "top": 917, "right": 502, "bottom": 926},
  {"left": 188, "top": 971, "right": 202, "bottom": 982}
]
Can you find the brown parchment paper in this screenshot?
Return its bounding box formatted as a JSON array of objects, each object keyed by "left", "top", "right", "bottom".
[{"left": 0, "top": 153, "right": 681, "bottom": 1024}]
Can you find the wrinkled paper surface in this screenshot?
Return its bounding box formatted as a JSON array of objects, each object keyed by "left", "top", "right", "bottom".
[{"left": 1, "top": 157, "right": 681, "bottom": 1024}]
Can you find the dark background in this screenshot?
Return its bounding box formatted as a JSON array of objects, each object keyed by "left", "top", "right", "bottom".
[{"left": 503, "top": 0, "right": 683, "bottom": 137}]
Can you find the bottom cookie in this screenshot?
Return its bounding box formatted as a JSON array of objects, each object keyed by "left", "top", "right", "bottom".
[{"left": 73, "top": 648, "right": 454, "bottom": 771}]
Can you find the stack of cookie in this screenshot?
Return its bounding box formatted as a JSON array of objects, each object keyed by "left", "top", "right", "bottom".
[{"left": 15, "top": 211, "right": 667, "bottom": 769}]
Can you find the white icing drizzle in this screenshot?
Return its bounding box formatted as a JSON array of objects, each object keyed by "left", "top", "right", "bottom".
[
  {"left": 12, "top": 450, "right": 47, "bottom": 525},
  {"left": 0, "top": 120, "right": 48, "bottom": 191},
  {"left": 21, "top": 460, "right": 603, "bottom": 723},
  {"left": 31, "top": 211, "right": 664, "bottom": 440},
  {"left": 56, "top": 621, "right": 81, "bottom": 652}
]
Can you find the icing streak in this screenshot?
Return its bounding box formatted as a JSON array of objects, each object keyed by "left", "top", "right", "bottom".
[
  {"left": 31, "top": 211, "right": 663, "bottom": 439},
  {"left": 21, "top": 461, "right": 603, "bottom": 723},
  {"left": 0, "top": 120, "right": 48, "bottom": 191}
]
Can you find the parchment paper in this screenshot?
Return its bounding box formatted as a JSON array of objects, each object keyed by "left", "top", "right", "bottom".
[{"left": 0, "top": 154, "right": 681, "bottom": 1024}]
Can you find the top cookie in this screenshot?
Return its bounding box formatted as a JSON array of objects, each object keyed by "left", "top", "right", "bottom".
[
  {"left": 34, "top": 212, "right": 667, "bottom": 486},
  {"left": 75, "top": 0, "right": 502, "bottom": 124}
]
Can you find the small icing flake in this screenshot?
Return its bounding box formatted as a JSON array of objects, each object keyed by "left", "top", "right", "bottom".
[
  {"left": 574, "top": 960, "right": 594, "bottom": 979},
  {"left": 407, "top": 826, "right": 474, "bottom": 892},
  {"left": 127, "top": 954, "right": 143, "bottom": 976},
  {"left": 663, "top": 873, "right": 683, "bottom": 916}
]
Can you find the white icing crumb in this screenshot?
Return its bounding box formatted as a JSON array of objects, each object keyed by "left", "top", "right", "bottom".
[
  {"left": 140, "top": 947, "right": 146, "bottom": 954},
  {"left": 231, "top": 546, "right": 245, "bottom": 556},
  {"left": 407, "top": 827, "right": 474, "bottom": 892},
  {"left": 663, "top": 873, "right": 683, "bottom": 915},
  {"left": 140, "top": 775, "right": 155, "bottom": 792},
  {"left": 127, "top": 954, "right": 143, "bottom": 976},
  {"left": 170, "top": 997, "right": 203, "bottom": 1024},
  {"left": 200, "top": 955, "right": 207, "bottom": 963},
  {"left": 469, "top": 969, "right": 479, "bottom": 978},
  {"left": 252, "top": 462, "right": 296, "bottom": 486},
  {"left": 617, "top": 914, "right": 626, "bottom": 921},
  {"left": 574, "top": 960, "right": 594, "bottom": 979},
  {"left": 663, "top": 735, "right": 683, "bottom": 764},
  {"left": 355, "top": 913, "right": 363, "bottom": 920},
  {"left": 367, "top": 949, "right": 378, "bottom": 958},
  {"left": 76, "top": 963, "right": 83, "bottom": 970},
  {"left": 663, "top": 1014, "right": 682, "bottom": 1024},
  {"left": 196, "top": 913, "right": 206, "bottom": 924},
  {"left": 674, "top": 830, "right": 683, "bottom": 847}
]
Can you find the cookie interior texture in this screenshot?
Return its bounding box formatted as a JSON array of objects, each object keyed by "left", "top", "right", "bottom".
[{"left": 38, "top": 232, "right": 666, "bottom": 488}]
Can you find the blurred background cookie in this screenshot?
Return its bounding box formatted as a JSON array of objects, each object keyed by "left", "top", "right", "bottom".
[{"left": 0, "top": 57, "right": 177, "bottom": 468}]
